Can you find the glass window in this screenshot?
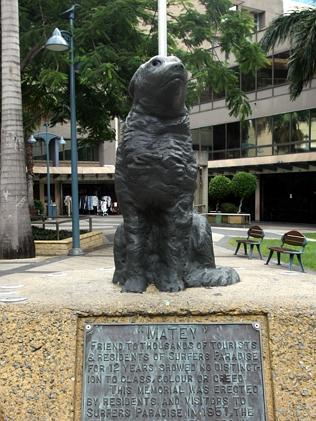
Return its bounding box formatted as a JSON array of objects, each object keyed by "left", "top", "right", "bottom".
[
  {"left": 249, "top": 11, "right": 265, "bottom": 31},
  {"left": 191, "top": 129, "right": 200, "bottom": 149},
  {"left": 33, "top": 138, "right": 59, "bottom": 162},
  {"left": 257, "top": 58, "right": 272, "bottom": 89},
  {"left": 256, "top": 117, "right": 273, "bottom": 155},
  {"left": 200, "top": 126, "right": 213, "bottom": 150},
  {"left": 273, "top": 144, "right": 291, "bottom": 155},
  {"left": 213, "top": 151, "right": 226, "bottom": 160},
  {"left": 78, "top": 145, "right": 99, "bottom": 161},
  {"left": 59, "top": 140, "right": 71, "bottom": 161},
  {"left": 273, "top": 51, "right": 289, "bottom": 86},
  {"left": 241, "top": 71, "right": 256, "bottom": 92},
  {"left": 213, "top": 124, "right": 226, "bottom": 151},
  {"left": 241, "top": 120, "right": 256, "bottom": 157},
  {"left": 257, "top": 146, "right": 273, "bottom": 156},
  {"left": 257, "top": 117, "right": 272, "bottom": 146},
  {"left": 273, "top": 113, "right": 291, "bottom": 154},
  {"left": 311, "top": 109, "right": 316, "bottom": 151},
  {"left": 273, "top": 113, "right": 290, "bottom": 143},
  {"left": 200, "top": 87, "right": 212, "bottom": 104},
  {"left": 242, "top": 147, "right": 256, "bottom": 157},
  {"left": 32, "top": 141, "right": 45, "bottom": 160},
  {"left": 292, "top": 110, "right": 310, "bottom": 143},
  {"left": 227, "top": 122, "right": 240, "bottom": 150},
  {"left": 227, "top": 149, "right": 240, "bottom": 158}
]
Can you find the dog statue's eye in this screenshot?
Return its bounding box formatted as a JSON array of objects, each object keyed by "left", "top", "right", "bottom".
[{"left": 151, "top": 59, "right": 162, "bottom": 67}]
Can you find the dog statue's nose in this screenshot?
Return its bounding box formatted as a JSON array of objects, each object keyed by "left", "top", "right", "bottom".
[{"left": 174, "top": 62, "right": 184, "bottom": 71}]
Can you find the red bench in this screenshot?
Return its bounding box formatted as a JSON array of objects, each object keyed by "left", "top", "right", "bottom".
[
  {"left": 265, "top": 230, "right": 308, "bottom": 272},
  {"left": 234, "top": 225, "right": 265, "bottom": 259}
]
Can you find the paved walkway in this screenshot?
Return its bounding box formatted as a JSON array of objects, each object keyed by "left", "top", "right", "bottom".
[{"left": 0, "top": 219, "right": 315, "bottom": 307}]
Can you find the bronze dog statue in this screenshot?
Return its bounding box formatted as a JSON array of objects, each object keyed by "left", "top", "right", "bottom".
[{"left": 113, "top": 55, "right": 239, "bottom": 292}]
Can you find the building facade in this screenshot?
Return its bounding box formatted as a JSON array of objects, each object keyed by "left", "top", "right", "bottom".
[
  {"left": 190, "top": 0, "right": 316, "bottom": 222},
  {"left": 32, "top": 120, "right": 118, "bottom": 215}
]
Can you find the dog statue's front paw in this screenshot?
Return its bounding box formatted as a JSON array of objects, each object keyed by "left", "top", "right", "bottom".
[
  {"left": 121, "top": 276, "right": 147, "bottom": 293},
  {"left": 155, "top": 275, "right": 185, "bottom": 292},
  {"left": 113, "top": 269, "right": 126, "bottom": 285}
]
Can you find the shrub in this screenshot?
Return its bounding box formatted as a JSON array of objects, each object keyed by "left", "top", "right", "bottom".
[
  {"left": 32, "top": 226, "right": 88, "bottom": 240},
  {"left": 209, "top": 175, "right": 232, "bottom": 211},
  {"left": 34, "top": 199, "right": 44, "bottom": 215},
  {"left": 220, "top": 202, "right": 238, "bottom": 213}
]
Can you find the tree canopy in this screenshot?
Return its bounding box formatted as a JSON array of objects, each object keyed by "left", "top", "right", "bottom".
[
  {"left": 231, "top": 171, "right": 256, "bottom": 213},
  {"left": 261, "top": 8, "right": 316, "bottom": 99},
  {"left": 19, "top": 0, "right": 267, "bottom": 141}
]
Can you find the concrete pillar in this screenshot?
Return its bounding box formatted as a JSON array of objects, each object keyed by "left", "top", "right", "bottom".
[
  {"left": 194, "top": 151, "right": 209, "bottom": 213},
  {"left": 255, "top": 175, "right": 261, "bottom": 222},
  {"left": 55, "top": 182, "right": 62, "bottom": 216},
  {"left": 39, "top": 179, "right": 45, "bottom": 205},
  {"left": 99, "top": 141, "right": 117, "bottom": 166},
  {"left": 99, "top": 118, "right": 119, "bottom": 166},
  {"left": 201, "top": 165, "right": 209, "bottom": 213}
]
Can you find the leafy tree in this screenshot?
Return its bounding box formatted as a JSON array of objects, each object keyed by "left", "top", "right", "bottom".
[
  {"left": 209, "top": 175, "right": 231, "bottom": 212},
  {"left": 231, "top": 171, "right": 256, "bottom": 213},
  {"left": 18, "top": 0, "right": 267, "bottom": 140},
  {"left": 0, "top": 0, "right": 35, "bottom": 258},
  {"left": 261, "top": 8, "right": 316, "bottom": 99},
  {"left": 19, "top": 0, "right": 156, "bottom": 140}
]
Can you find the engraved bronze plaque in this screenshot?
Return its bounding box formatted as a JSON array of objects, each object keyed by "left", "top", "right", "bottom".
[{"left": 82, "top": 323, "right": 266, "bottom": 420}]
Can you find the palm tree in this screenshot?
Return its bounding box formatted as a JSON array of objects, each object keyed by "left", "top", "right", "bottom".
[
  {"left": 261, "top": 8, "right": 316, "bottom": 99},
  {"left": 0, "top": 0, "right": 35, "bottom": 258}
]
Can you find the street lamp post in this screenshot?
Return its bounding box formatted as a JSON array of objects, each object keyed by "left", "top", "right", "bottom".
[
  {"left": 44, "top": 123, "right": 51, "bottom": 218},
  {"left": 28, "top": 124, "right": 65, "bottom": 219},
  {"left": 45, "top": 5, "right": 83, "bottom": 255}
]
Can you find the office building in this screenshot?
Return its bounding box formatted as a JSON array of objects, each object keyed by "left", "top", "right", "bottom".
[{"left": 191, "top": 0, "right": 316, "bottom": 222}]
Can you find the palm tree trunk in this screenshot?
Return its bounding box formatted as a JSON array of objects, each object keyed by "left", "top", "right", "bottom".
[{"left": 0, "top": 0, "right": 35, "bottom": 258}]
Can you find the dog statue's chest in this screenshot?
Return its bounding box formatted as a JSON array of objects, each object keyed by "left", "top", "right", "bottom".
[
  {"left": 124, "top": 131, "right": 195, "bottom": 178},
  {"left": 116, "top": 127, "right": 197, "bottom": 204}
]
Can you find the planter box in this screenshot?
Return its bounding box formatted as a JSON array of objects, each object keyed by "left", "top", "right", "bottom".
[
  {"left": 202, "top": 212, "right": 251, "bottom": 226},
  {"left": 35, "top": 231, "right": 105, "bottom": 256}
]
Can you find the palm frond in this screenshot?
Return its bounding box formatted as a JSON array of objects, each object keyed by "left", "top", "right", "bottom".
[
  {"left": 288, "top": 11, "right": 316, "bottom": 98},
  {"left": 261, "top": 8, "right": 316, "bottom": 99},
  {"left": 260, "top": 9, "right": 316, "bottom": 51}
]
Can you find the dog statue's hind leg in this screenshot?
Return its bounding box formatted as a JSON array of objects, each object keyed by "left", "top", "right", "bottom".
[{"left": 185, "top": 213, "right": 240, "bottom": 287}]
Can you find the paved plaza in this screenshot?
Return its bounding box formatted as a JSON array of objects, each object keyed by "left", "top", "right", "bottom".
[{"left": 0, "top": 216, "right": 315, "bottom": 308}]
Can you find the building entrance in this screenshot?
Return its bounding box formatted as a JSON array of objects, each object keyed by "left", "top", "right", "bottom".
[{"left": 261, "top": 172, "right": 316, "bottom": 223}]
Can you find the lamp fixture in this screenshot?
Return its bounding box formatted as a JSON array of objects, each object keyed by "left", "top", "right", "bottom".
[{"left": 45, "top": 28, "right": 69, "bottom": 52}]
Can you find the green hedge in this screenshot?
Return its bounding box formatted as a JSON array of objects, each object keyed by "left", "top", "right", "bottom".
[{"left": 32, "top": 226, "right": 88, "bottom": 241}]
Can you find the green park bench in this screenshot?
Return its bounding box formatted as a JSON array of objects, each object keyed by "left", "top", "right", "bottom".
[
  {"left": 265, "top": 230, "right": 308, "bottom": 272},
  {"left": 234, "top": 225, "right": 265, "bottom": 259}
]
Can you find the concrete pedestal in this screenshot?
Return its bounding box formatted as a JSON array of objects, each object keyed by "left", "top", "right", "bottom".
[{"left": 0, "top": 245, "right": 315, "bottom": 420}]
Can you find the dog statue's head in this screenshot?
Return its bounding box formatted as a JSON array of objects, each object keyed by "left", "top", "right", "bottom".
[{"left": 129, "top": 55, "right": 188, "bottom": 118}]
